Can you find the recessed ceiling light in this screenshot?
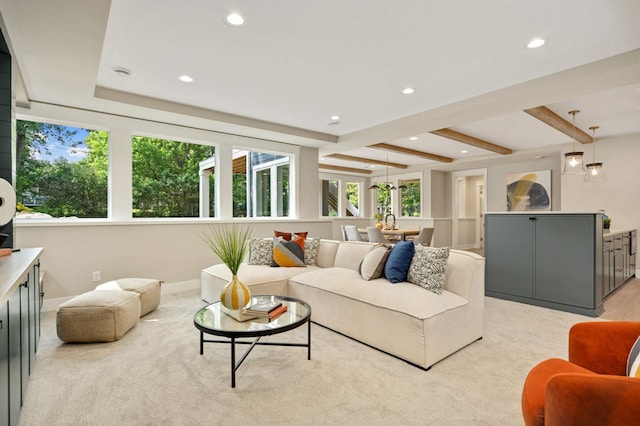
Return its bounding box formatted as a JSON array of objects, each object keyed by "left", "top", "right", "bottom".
[
  {"left": 526, "top": 38, "right": 545, "bottom": 49},
  {"left": 112, "top": 67, "right": 132, "bottom": 78},
  {"left": 224, "top": 12, "right": 245, "bottom": 26},
  {"left": 409, "top": 136, "right": 418, "bottom": 141},
  {"left": 330, "top": 115, "right": 340, "bottom": 121},
  {"left": 461, "top": 150, "right": 468, "bottom": 154},
  {"left": 178, "top": 75, "right": 194, "bottom": 83},
  {"left": 402, "top": 87, "right": 415, "bottom": 95}
]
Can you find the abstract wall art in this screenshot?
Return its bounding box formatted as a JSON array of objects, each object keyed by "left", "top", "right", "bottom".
[{"left": 506, "top": 170, "right": 551, "bottom": 211}]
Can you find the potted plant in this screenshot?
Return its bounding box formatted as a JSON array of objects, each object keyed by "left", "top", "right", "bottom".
[
  {"left": 374, "top": 213, "right": 384, "bottom": 229},
  {"left": 203, "top": 224, "right": 253, "bottom": 310},
  {"left": 603, "top": 216, "right": 611, "bottom": 230}
]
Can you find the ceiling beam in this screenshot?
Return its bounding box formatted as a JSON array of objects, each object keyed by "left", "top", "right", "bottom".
[
  {"left": 370, "top": 142, "right": 454, "bottom": 163},
  {"left": 326, "top": 153, "right": 408, "bottom": 169},
  {"left": 524, "top": 106, "right": 593, "bottom": 144},
  {"left": 319, "top": 164, "right": 372, "bottom": 175},
  {"left": 430, "top": 128, "right": 513, "bottom": 155}
]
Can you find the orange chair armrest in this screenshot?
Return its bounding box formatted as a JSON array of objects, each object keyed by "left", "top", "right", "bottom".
[
  {"left": 546, "top": 373, "right": 640, "bottom": 426},
  {"left": 569, "top": 322, "right": 640, "bottom": 375}
]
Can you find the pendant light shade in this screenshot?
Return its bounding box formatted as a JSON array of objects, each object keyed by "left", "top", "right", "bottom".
[
  {"left": 562, "top": 110, "right": 586, "bottom": 175},
  {"left": 585, "top": 125, "right": 606, "bottom": 183}
]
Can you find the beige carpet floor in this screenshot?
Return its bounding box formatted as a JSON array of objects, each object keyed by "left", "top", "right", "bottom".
[{"left": 19, "top": 279, "right": 639, "bottom": 425}]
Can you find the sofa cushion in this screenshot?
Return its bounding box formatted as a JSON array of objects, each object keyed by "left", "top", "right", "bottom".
[
  {"left": 628, "top": 336, "right": 640, "bottom": 377},
  {"left": 272, "top": 237, "right": 306, "bottom": 267},
  {"left": 289, "top": 267, "right": 468, "bottom": 319},
  {"left": 359, "top": 246, "right": 390, "bottom": 280},
  {"left": 248, "top": 238, "right": 274, "bottom": 265},
  {"left": 384, "top": 241, "right": 415, "bottom": 283},
  {"left": 407, "top": 246, "right": 450, "bottom": 294},
  {"left": 333, "top": 241, "right": 377, "bottom": 271},
  {"left": 316, "top": 240, "right": 341, "bottom": 268}
]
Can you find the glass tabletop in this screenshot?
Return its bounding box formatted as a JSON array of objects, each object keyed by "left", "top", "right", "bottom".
[{"left": 194, "top": 295, "right": 311, "bottom": 338}]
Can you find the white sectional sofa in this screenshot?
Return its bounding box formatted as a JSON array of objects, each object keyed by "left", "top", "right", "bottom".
[{"left": 201, "top": 239, "right": 485, "bottom": 370}]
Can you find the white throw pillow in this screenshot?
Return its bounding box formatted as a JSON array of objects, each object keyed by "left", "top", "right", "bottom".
[
  {"left": 627, "top": 336, "right": 640, "bottom": 378},
  {"left": 359, "top": 246, "right": 390, "bottom": 281}
]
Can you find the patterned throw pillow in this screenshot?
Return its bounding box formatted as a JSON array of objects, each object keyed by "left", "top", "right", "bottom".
[
  {"left": 247, "top": 238, "right": 273, "bottom": 265},
  {"left": 627, "top": 336, "right": 640, "bottom": 378},
  {"left": 304, "top": 238, "right": 320, "bottom": 266},
  {"left": 359, "top": 246, "right": 390, "bottom": 280},
  {"left": 407, "top": 246, "right": 450, "bottom": 294},
  {"left": 272, "top": 237, "right": 306, "bottom": 267}
]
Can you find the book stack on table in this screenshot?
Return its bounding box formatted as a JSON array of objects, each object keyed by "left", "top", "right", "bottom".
[{"left": 243, "top": 300, "right": 288, "bottom": 320}]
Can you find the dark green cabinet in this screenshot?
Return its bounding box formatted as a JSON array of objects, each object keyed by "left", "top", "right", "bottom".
[
  {"left": 0, "top": 302, "right": 8, "bottom": 424},
  {"left": 485, "top": 213, "right": 603, "bottom": 317},
  {"left": 8, "top": 288, "right": 20, "bottom": 426},
  {"left": 0, "top": 248, "right": 43, "bottom": 426},
  {"left": 603, "top": 230, "right": 636, "bottom": 299}
]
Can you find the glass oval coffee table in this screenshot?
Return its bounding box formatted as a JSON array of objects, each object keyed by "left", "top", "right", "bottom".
[{"left": 194, "top": 295, "right": 311, "bottom": 388}]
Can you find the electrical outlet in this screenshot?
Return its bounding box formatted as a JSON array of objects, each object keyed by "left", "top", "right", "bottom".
[{"left": 92, "top": 271, "right": 101, "bottom": 282}]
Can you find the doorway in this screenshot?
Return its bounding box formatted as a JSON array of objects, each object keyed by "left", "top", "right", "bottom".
[{"left": 451, "top": 168, "right": 487, "bottom": 250}]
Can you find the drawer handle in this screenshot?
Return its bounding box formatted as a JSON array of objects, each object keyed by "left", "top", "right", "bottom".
[{"left": 0, "top": 319, "right": 2, "bottom": 331}]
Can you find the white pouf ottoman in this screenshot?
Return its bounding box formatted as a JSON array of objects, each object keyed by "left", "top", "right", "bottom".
[
  {"left": 56, "top": 290, "right": 141, "bottom": 343},
  {"left": 96, "top": 278, "right": 161, "bottom": 316}
]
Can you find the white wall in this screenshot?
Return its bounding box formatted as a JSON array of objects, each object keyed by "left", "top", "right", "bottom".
[
  {"left": 562, "top": 134, "right": 640, "bottom": 231},
  {"left": 16, "top": 220, "right": 333, "bottom": 302}
]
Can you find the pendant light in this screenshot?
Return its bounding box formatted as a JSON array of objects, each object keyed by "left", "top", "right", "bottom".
[
  {"left": 561, "top": 110, "right": 586, "bottom": 175},
  {"left": 368, "top": 155, "right": 397, "bottom": 191},
  {"left": 585, "top": 126, "right": 606, "bottom": 182}
]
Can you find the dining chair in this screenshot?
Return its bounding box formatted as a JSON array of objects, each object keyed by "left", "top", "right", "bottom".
[
  {"left": 411, "top": 227, "right": 434, "bottom": 246},
  {"left": 344, "top": 225, "right": 366, "bottom": 241},
  {"left": 340, "top": 225, "right": 348, "bottom": 241},
  {"left": 366, "top": 226, "right": 393, "bottom": 244}
]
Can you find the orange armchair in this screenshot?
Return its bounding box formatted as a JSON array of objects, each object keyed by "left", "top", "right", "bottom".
[{"left": 522, "top": 321, "right": 640, "bottom": 426}]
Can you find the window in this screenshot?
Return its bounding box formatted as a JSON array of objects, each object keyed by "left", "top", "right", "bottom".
[
  {"left": 400, "top": 178, "right": 421, "bottom": 217},
  {"left": 320, "top": 179, "right": 338, "bottom": 216},
  {"left": 345, "top": 182, "right": 360, "bottom": 216},
  {"left": 233, "top": 149, "right": 290, "bottom": 218},
  {"left": 375, "top": 184, "right": 391, "bottom": 219},
  {"left": 132, "top": 136, "right": 215, "bottom": 217},
  {"left": 16, "top": 120, "right": 108, "bottom": 218}
]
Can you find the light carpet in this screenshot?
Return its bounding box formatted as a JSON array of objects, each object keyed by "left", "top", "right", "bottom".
[{"left": 19, "top": 283, "right": 635, "bottom": 426}]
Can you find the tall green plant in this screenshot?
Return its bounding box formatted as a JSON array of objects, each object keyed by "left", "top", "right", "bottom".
[{"left": 202, "top": 225, "right": 253, "bottom": 275}]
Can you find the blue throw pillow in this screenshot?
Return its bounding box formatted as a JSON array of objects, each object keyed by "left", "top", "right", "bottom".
[{"left": 384, "top": 241, "right": 415, "bottom": 283}]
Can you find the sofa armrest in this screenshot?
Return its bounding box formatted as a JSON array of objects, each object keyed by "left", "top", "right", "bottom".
[
  {"left": 569, "top": 322, "right": 640, "bottom": 375},
  {"left": 546, "top": 373, "right": 640, "bottom": 425}
]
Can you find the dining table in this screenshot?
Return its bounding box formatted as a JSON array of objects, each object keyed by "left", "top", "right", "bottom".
[{"left": 358, "top": 228, "right": 420, "bottom": 241}]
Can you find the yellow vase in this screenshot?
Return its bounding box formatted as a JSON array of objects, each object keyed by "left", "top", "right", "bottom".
[{"left": 220, "top": 275, "right": 251, "bottom": 310}]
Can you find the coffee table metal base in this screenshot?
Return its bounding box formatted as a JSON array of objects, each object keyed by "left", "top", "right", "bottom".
[{"left": 199, "top": 320, "right": 311, "bottom": 388}]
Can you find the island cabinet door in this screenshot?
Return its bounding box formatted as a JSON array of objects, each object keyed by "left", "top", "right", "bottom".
[
  {"left": 485, "top": 214, "right": 534, "bottom": 298},
  {"left": 8, "top": 289, "right": 21, "bottom": 426},
  {"left": 0, "top": 302, "right": 8, "bottom": 425},
  {"left": 533, "top": 214, "right": 595, "bottom": 308}
]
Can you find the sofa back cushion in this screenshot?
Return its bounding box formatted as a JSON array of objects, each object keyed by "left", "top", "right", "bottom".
[
  {"left": 444, "top": 249, "right": 483, "bottom": 299},
  {"left": 316, "top": 240, "right": 340, "bottom": 268},
  {"left": 333, "top": 241, "right": 377, "bottom": 271}
]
